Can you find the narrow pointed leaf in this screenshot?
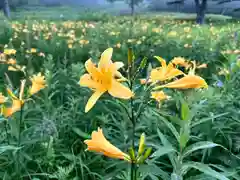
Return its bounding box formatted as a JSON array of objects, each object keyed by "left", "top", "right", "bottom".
[
  {"left": 183, "top": 141, "right": 221, "bottom": 158},
  {"left": 151, "top": 146, "right": 176, "bottom": 158},
  {"left": 182, "top": 162, "right": 230, "bottom": 180}
]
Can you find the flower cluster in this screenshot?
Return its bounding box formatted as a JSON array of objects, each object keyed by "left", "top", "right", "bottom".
[
  {"left": 80, "top": 48, "right": 208, "bottom": 161},
  {"left": 0, "top": 73, "right": 46, "bottom": 118}
]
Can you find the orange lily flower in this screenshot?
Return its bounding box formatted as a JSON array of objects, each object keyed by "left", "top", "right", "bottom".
[
  {"left": 84, "top": 128, "right": 130, "bottom": 161},
  {"left": 2, "top": 80, "right": 26, "bottom": 118},
  {"left": 153, "top": 75, "right": 208, "bottom": 90},
  {"left": 171, "top": 57, "right": 190, "bottom": 69},
  {"left": 4, "top": 49, "right": 16, "bottom": 55},
  {"left": 143, "top": 56, "right": 184, "bottom": 84},
  {"left": 151, "top": 91, "right": 170, "bottom": 102},
  {"left": 79, "top": 48, "right": 134, "bottom": 112},
  {"left": 29, "top": 73, "right": 47, "bottom": 95},
  {"left": 0, "top": 93, "right": 7, "bottom": 104},
  {"left": 2, "top": 99, "right": 22, "bottom": 117}
]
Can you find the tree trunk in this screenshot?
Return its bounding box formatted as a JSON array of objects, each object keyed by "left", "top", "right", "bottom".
[
  {"left": 3, "top": 0, "right": 11, "bottom": 19},
  {"left": 130, "top": 0, "right": 134, "bottom": 16},
  {"left": 195, "top": 0, "right": 207, "bottom": 24}
]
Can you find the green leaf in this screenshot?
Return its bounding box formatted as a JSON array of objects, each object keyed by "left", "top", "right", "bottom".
[
  {"left": 157, "top": 129, "right": 177, "bottom": 168},
  {"left": 181, "top": 101, "right": 190, "bottom": 121},
  {"left": 171, "top": 173, "right": 183, "bottom": 180},
  {"left": 182, "top": 162, "right": 230, "bottom": 180},
  {"left": 151, "top": 146, "right": 176, "bottom": 158},
  {"left": 72, "top": 128, "right": 91, "bottom": 139},
  {"left": 139, "top": 57, "right": 148, "bottom": 69},
  {"left": 128, "top": 47, "right": 134, "bottom": 65},
  {"left": 183, "top": 141, "right": 221, "bottom": 158},
  {"left": 139, "top": 164, "right": 170, "bottom": 180},
  {"left": 154, "top": 113, "right": 180, "bottom": 142},
  {"left": 179, "top": 123, "right": 190, "bottom": 149},
  {"left": 191, "top": 112, "right": 229, "bottom": 127},
  {"left": 0, "top": 145, "right": 20, "bottom": 155}
]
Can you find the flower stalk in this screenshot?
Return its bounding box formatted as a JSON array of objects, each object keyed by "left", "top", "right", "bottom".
[{"left": 17, "top": 104, "right": 24, "bottom": 178}]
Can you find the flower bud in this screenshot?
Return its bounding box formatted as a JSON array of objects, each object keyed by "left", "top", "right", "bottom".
[{"left": 138, "top": 133, "right": 145, "bottom": 156}]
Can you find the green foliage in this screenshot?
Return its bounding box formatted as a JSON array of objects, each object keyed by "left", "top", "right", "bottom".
[{"left": 0, "top": 7, "right": 239, "bottom": 180}]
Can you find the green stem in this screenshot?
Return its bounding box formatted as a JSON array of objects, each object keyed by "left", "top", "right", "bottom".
[
  {"left": 18, "top": 105, "right": 24, "bottom": 147},
  {"left": 4, "top": 120, "right": 10, "bottom": 145},
  {"left": 17, "top": 104, "right": 24, "bottom": 179},
  {"left": 130, "top": 80, "right": 136, "bottom": 180}
]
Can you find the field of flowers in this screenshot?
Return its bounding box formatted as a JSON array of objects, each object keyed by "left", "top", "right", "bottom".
[{"left": 0, "top": 8, "right": 240, "bottom": 180}]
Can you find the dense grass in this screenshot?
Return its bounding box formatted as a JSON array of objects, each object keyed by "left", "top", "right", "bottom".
[{"left": 0, "top": 7, "right": 240, "bottom": 180}]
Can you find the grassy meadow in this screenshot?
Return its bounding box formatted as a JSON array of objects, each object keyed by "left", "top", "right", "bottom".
[{"left": 0, "top": 6, "right": 240, "bottom": 180}]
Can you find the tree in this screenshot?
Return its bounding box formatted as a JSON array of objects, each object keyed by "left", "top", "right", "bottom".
[
  {"left": 3, "top": 0, "right": 11, "bottom": 19},
  {"left": 195, "top": 0, "right": 207, "bottom": 24},
  {"left": 106, "top": 0, "right": 144, "bottom": 15},
  {"left": 167, "top": 0, "right": 208, "bottom": 24}
]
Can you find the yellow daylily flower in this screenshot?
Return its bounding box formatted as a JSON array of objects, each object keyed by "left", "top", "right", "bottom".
[
  {"left": 8, "top": 65, "right": 26, "bottom": 73},
  {"left": 84, "top": 128, "right": 130, "bottom": 161},
  {"left": 30, "top": 48, "right": 37, "bottom": 53},
  {"left": 29, "top": 73, "right": 47, "bottom": 95},
  {"left": 2, "top": 99, "right": 22, "bottom": 118},
  {"left": 150, "top": 56, "right": 184, "bottom": 82},
  {"left": 153, "top": 75, "right": 208, "bottom": 90},
  {"left": 151, "top": 91, "right": 170, "bottom": 102},
  {"left": 2, "top": 80, "right": 26, "bottom": 117},
  {"left": 4, "top": 49, "right": 16, "bottom": 55},
  {"left": 0, "top": 93, "right": 7, "bottom": 104},
  {"left": 167, "top": 31, "right": 177, "bottom": 37},
  {"left": 171, "top": 57, "right": 190, "bottom": 69},
  {"left": 79, "top": 48, "right": 134, "bottom": 112},
  {"left": 79, "top": 39, "right": 89, "bottom": 45},
  {"left": 7, "top": 58, "right": 17, "bottom": 65}
]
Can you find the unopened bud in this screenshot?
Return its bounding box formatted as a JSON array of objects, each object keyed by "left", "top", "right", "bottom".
[
  {"left": 138, "top": 133, "right": 145, "bottom": 156},
  {"left": 128, "top": 147, "right": 136, "bottom": 162},
  {"left": 143, "top": 147, "right": 152, "bottom": 161}
]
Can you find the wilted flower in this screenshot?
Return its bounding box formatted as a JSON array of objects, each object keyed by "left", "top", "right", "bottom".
[{"left": 84, "top": 128, "right": 130, "bottom": 161}]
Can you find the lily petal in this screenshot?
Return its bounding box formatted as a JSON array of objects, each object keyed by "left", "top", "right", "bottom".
[
  {"left": 154, "top": 56, "right": 167, "bottom": 68},
  {"left": 108, "top": 80, "right": 133, "bottom": 99},
  {"left": 7, "top": 88, "right": 18, "bottom": 100},
  {"left": 153, "top": 75, "right": 208, "bottom": 90},
  {"left": 98, "top": 48, "right": 113, "bottom": 71},
  {"left": 85, "top": 91, "right": 105, "bottom": 113},
  {"left": 85, "top": 59, "right": 101, "bottom": 77},
  {"left": 80, "top": 74, "right": 103, "bottom": 90},
  {"left": 114, "top": 62, "right": 124, "bottom": 70}
]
